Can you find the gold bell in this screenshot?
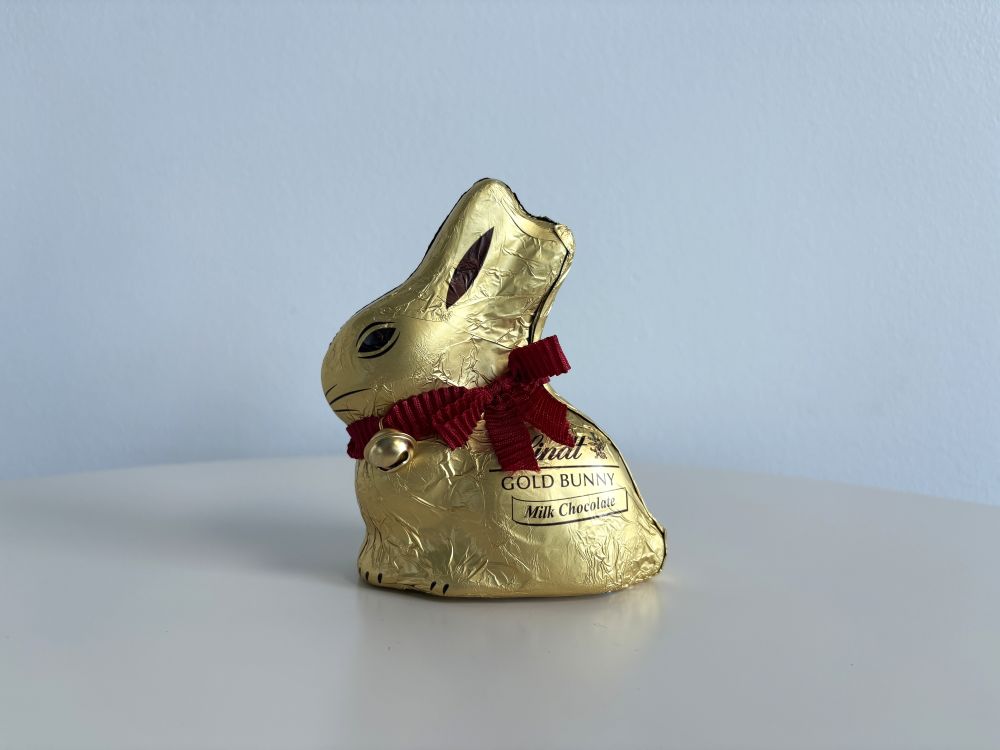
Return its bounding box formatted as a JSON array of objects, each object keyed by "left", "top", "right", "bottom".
[{"left": 363, "top": 428, "right": 416, "bottom": 473}]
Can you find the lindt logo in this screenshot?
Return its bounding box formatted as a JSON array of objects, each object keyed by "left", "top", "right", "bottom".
[{"left": 532, "top": 434, "right": 585, "bottom": 462}]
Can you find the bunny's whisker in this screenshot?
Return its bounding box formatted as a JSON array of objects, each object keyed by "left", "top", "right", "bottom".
[{"left": 328, "top": 387, "right": 368, "bottom": 406}]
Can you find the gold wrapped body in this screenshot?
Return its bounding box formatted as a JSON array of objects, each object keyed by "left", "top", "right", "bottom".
[{"left": 321, "top": 179, "right": 666, "bottom": 597}]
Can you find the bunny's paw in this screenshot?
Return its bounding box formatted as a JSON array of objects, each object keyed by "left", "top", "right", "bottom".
[{"left": 359, "top": 566, "right": 452, "bottom": 595}]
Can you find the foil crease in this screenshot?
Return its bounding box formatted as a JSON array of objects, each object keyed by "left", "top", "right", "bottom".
[{"left": 321, "top": 179, "right": 666, "bottom": 597}]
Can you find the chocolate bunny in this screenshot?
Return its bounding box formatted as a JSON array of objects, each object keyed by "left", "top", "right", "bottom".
[{"left": 321, "top": 179, "right": 666, "bottom": 597}]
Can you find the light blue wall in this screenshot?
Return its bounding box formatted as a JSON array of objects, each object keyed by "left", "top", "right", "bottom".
[{"left": 2, "top": 2, "right": 998, "bottom": 503}]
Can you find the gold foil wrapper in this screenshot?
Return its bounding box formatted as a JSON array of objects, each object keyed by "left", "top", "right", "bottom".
[{"left": 321, "top": 179, "right": 666, "bottom": 597}]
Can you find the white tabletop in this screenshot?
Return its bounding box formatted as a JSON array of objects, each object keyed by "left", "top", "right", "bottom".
[{"left": 1, "top": 457, "right": 997, "bottom": 749}]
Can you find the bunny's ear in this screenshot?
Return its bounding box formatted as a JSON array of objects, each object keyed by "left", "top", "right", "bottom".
[
  {"left": 407, "top": 179, "right": 574, "bottom": 347},
  {"left": 446, "top": 228, "right": 493, "bottom": 308}
]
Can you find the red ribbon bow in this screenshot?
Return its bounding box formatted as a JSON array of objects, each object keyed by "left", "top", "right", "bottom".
[{"left": 346, "top": 336, "right": 574, "bottom": 472}]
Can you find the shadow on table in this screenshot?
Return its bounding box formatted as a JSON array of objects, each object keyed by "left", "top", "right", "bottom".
[
  {"left": 333, "top": 567, "right": 668, "bottom": 743},
  {"left": 2, "top": 487, "right": 363, "bottom": 587}
]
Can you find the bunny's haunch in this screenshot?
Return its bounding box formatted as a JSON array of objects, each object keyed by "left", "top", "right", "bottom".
[{"left": 320, "top": 178, "right": 666, "bottom": 597}]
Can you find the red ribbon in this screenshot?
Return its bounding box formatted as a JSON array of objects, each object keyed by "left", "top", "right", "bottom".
[{"left": 346, "top": 336, "right": 574, "bottom": 472}]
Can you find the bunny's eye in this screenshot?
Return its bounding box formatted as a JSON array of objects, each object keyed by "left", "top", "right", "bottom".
[{"left": 357, "top": 324, "right": 398, "bottom": 359}]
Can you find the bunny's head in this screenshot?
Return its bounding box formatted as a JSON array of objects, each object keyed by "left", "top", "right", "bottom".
[{"left": 321, "top": 179, "right": 575, "bottom": 424}]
